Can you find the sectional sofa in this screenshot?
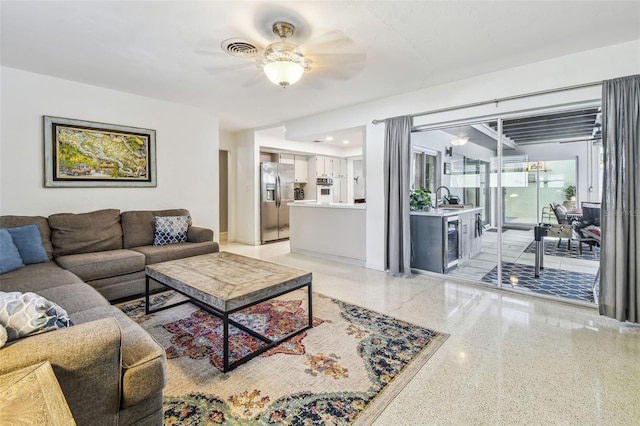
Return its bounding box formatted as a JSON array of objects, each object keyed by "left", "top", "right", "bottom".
[{"left": 0, "top": 208, "right": 219, "bottom": 425}]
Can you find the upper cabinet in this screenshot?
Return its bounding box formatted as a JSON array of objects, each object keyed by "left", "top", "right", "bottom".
[
  {"left": 314, "top": 156, "right": 346, "bottom": 178},
  {"left": 332, "top": 158, "right": 347, "bottom": 178},
  {"left": 278, "top": 153, "right": 295, "bottom": 164},
  {"left": 294, "top": 155, "right": 308, "bottom": 183},
  {"left": 315, "top": 156, "right": 328, "bottom": 177}
]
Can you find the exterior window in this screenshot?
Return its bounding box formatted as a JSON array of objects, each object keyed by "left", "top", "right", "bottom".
[{"left": 412, "top": 150, "right": 438, "bottom": 192}]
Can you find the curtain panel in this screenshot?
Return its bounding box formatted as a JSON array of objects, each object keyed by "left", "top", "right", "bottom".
[
  {"left": 383, "top": 116, "right": 413, "bottom": 275},
  {"left": 600, "top": 74, "right": 640, "bottom": 323}
]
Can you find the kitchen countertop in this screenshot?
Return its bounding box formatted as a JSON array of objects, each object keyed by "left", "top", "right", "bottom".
[
  {"left": 288, "top": 201, "right": 366, "bottom": 210},
  {"left": 410, "top": 206, "right": 482, "bottom": 217}
]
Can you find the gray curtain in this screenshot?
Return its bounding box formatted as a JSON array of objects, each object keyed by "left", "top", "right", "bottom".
[
  {"left": 384, "top": 116, "right": 413, "bottom": 275},
  {"left": 599, "top": 74, "right": 640, "bottom": 322}
]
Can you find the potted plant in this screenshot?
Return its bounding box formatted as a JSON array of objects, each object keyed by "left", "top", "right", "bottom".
[
  {"left": 562, "top": 185, "right": 576, "bottom": 209},
  {"left": 410, "top": 186, "right": 433, "bottom": 211}
]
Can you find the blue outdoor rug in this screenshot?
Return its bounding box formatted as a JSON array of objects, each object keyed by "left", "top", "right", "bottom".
[
  {"left": 481, "top": 262, "right": 596, "bottom": 303},
  {"left": 523, "top": 239, "right": 600, "bottom": 261}
]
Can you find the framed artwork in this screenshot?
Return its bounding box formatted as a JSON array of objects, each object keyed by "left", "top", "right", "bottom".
[{"left": 44, "top": 116, "right": 156, "bottom": 187}]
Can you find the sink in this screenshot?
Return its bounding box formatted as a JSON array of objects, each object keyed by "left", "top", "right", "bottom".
[{"left": 437, "top": 204, "right": 466, "bottom": 209}]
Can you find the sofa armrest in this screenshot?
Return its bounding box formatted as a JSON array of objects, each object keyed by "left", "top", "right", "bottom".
[
  {"left": 187, "top": 226, "right": 214, "bottom": 243},
  {"left": 0, "top": 318, "right": 123, "bottom": 425}
]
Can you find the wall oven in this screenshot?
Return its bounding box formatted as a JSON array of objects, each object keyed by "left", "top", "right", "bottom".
[
  {"left": 444, "top": 215, "right": 460, "bottom": 271},
  {"left": 316, "top": 177, "right": 333, "bottom": 203},
  {"left": 316, "top": 186, "right": 333, "bottom": 203}
]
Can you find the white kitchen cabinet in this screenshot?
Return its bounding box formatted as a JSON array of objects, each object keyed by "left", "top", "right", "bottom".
[
  {"left": 459, "top": 210, "right": 482, "bottom": 263},
  {"left": 332, "top": 177, "right": 349, "bottom": 203},
  {"left": 279, "top": 153, "right": 294, "bottom": 164},
  {"left": 336, "top": 159, "right": 347, "bottom": 178},
  {"left": 314, "top": 156, "right": 347, "bottom": 178},
  {"left": 315, "top": 156, "right": 328, "bottom": 177},
  {"left": 294, "top": 155, "right": 308, "bottom": 183},
  {"left": 331, "top": 157, "right": 342, "bottom": 177}
]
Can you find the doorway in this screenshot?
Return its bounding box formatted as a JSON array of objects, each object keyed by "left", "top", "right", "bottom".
[
  {"left": 411, "top": 104, "right": 602, "bottom": 306},
  {"left": 219, "top": 150, "right": 228, "bottom": 243}
]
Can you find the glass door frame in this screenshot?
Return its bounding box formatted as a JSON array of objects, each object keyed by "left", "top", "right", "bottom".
[{"left": 410, "top": 100, "right": 601, "bottom": 302}]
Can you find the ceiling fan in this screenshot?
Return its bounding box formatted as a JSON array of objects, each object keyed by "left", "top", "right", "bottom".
[{"left": 219, "top": 21, "right": 365, "bottom": 89}]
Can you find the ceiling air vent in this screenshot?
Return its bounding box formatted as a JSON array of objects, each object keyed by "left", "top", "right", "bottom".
[{"left": 221, "top": 38, "right": 259, "bottom": 58}]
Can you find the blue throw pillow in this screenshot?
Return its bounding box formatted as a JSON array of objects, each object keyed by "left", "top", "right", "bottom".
[
  {"left": 5, "top": 224, "right": 49, "bottom": 265},
  {"left": 0, "top": 229, "right": 24, "bottom": 274}
]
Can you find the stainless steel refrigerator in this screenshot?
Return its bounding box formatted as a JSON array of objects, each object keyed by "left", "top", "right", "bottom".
[{"left": 260, "top": 162, "right": 294, "bottom": 244}]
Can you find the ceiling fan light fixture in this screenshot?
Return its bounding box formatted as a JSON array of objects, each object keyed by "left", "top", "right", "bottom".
[
  {"left": 264, "top": 60, "right": 304, "bottom": 88},
  {"left": 451, "top": 137, "right": 469, "bottom": 146}
]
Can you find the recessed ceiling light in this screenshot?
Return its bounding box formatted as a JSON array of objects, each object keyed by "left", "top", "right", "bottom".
[
  {"left": 343, "top": 140, "right": 349, "bottom": 144},
  {"left": 326, "top": 136, "right": 333, "bottom": 141}
]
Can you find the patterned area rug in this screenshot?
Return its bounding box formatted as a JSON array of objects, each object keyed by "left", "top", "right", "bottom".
[
  {"left": 481, "top": 262, "right": 596, "bottom": 303},
  {"left": 117, "top": 291, "right": 448, "bottom": 425},
  {"left": 523, "top": 239, "right": 600, "bottom": 261}
]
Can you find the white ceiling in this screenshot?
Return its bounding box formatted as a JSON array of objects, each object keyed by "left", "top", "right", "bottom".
[{"left": 1, "top": 1, "right": 639, "bottom": 133}]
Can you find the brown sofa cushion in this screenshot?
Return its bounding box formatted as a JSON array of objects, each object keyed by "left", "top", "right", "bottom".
[
  {"left": 121, "top": 209, "right": 192, "bottom": 248},
  {"left": 55, "top": 249, "right": 146, "bottom": 281},
  {"left": 70, "top": 306, "right": 166, "bottom": 408},
  {"left": 49, "top": 209, "right": 123, "bottom": 257},
  {"left": 37, "top": 282, "right": 110, "bottom": 314},
  {"left": 132, "top": 241, "right": 218, "bottom": 264},
  {"left": 0, "top": 215, "right": 53, "bottom": 260},
  {"left": 86, "top": 271, "right": 149, "bottom": 302},
  {"left": 0, "top": 262, "right": 84, "bottom": 293}
]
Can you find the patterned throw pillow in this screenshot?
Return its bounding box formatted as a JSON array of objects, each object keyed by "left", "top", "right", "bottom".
[
  {"left": 153, "top": 215, "right": 190, "bottom": 246},
  {"left": 0, "top": 324, "right": 7, "bottom": 348},
  {"left": 0, "top": 291, "right": 73, "bottom": 342}
]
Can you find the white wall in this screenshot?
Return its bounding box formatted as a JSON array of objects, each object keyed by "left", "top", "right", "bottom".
[
  {"left": 256, "top": 133, "right": 355, "bottom": 158},
  {"left": 281, "top": 40, "right": 640, "bottom": 271},
  {"left": 233, "top": 129, "right": 259, "bottom": 245},
  {"left": 0, "top": 67, "right": 219, "bottom": 233}
]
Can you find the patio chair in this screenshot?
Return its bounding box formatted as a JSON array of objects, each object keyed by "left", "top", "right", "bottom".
[
  {"left": 550, "top": 202, "right": 576, "bottom": 249},
  {"left": 573, "top": 202, "right": 601, "bottom": 254}
]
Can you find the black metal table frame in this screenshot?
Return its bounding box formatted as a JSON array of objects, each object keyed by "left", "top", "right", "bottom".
[{"left": 145, "top": 275, "right": 313, "bottom": 372}]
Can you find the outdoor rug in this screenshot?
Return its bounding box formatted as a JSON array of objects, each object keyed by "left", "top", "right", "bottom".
[
  {"left": 523, "top": 239, "right": 600, "bottom": 261},
  {"left": 117, "top": 290, "right": 448, "bottom": 425},
  {"left": 481, "top": 262, "right": 596, "bottom": 303}
]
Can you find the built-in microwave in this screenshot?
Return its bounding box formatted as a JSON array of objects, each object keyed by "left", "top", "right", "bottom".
[{"left": 316, "top": 177, "right": 333, "bottom": 186}]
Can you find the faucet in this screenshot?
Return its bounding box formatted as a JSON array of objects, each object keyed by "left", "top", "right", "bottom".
[{"left": 435, "top": 186, "right": 451, "bottom": 208}]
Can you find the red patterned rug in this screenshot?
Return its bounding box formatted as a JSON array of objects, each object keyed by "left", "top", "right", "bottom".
[{"left": 118, "top": 290, "right": 447, "bottom": 425}]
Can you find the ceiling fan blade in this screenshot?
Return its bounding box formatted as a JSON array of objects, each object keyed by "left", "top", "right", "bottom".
[
  {"left": 242, "top": 69, "right": 267, "bottom": 88},
  {"left": 302, "top": 30, "right": 356, "bottom": 53},
  {"left": 307, "top": 52, "right": 366, "bottom": 81},
  {"left": 204, "top": 61, "right": 261, "bottom": 75},
  {"left": 310, "top": 52, "right": 367, "bottom": 67}
]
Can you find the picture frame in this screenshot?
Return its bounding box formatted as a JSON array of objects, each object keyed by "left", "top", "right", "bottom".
[{"left": 44, "top": 116, "right": 156, "bottom": 187}]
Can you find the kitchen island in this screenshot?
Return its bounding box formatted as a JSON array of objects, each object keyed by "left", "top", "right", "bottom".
[
  {"left": 288, "top": 201, "right": 366, "bottom": 265},
  {"left": 411, "top": 206, "right": 483, "bottom": 273}
]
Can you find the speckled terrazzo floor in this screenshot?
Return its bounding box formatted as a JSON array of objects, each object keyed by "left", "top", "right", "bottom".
[{"left": 220, "top": 240, "right": 640, "bottom": 425}]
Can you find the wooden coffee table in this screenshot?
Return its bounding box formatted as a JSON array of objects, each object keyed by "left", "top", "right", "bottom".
[{"left": 145, "top": 251, "right": 313, "bottom": 372}]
